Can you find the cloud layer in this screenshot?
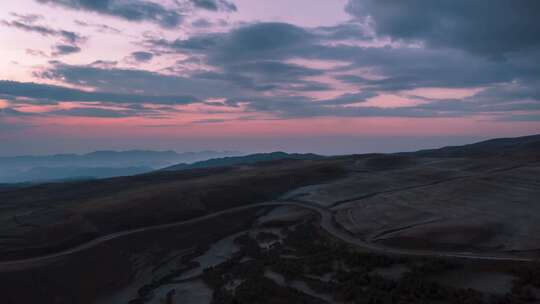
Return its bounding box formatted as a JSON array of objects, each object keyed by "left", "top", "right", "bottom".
[
  {"left": 36, "top": 0, "right": 236, "bottom": 28},
  {"left": 1, "top": 12, "right": 86, "bottom": 57},
  {"left": 0, "top": 0, "right": 538, "bottom": 153},
  {"left": 346, "top": 0, "right": 540, "bottom": 59}
]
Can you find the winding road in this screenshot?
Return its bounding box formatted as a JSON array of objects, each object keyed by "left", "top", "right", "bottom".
[{"left": 0, "top": 200, "right": 535, "bottom": 272}]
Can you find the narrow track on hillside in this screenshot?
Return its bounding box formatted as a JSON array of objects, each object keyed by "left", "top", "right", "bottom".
[
  {"left": 329, "top": 163, "right": 534, "bottom": 208},
  {"left": 0, "top": 197, "right": 536, "bottom": 272},
  {"left": 329, "top": 175, "right": 474, "bottom": 208}
]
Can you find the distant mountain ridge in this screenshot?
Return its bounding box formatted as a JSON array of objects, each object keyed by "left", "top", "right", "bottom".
[
  {"left": 0, "top": 150, "right": 242, "bottom": 183},
  {"left": 0, "top": 150, "right": 240, "bottom": 166},
  {"left": 3, "top": 134, "right": 538, "bottom": 183},
  {"left": 5, "top": 166, "right": 153, "bottom": 183},
  {"left": 163, "top": 152, "right": 324, "bottom": 171},
  {"left": 409, "top": 134, "right": 540, "bottom": 158}
]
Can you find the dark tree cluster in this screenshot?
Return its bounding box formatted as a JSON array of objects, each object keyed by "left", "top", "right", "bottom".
[
  {"left": 282, "top": 222, "right": 329, "bottom": 256},
  {"left": 256, "top": 231, "right": 280, "bottom": 243},
  {"left": 211, "top": 276, "right": 326, "bottom": 304},
  {"left": 188, "top": 219, "right": 539, "bottom": 304},
  {"left": 234, "top": 233, "right": 263, "bottom": 258}
]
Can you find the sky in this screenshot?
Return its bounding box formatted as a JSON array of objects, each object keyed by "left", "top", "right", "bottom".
[{"left": 0, "top": 0, "right": 539, "bottom": 156}]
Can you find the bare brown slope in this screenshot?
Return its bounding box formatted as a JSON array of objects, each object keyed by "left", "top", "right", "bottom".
[
  {"left": 0, "top": 159, "right": 345, "bottom": 260},
  {"left": 409, "top": 134, "right": 540, "bottom": 158}
]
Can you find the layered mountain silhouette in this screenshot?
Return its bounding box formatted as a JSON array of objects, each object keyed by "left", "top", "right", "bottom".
[
  {"left": 162, "top": 152, "right": 323, "bottom": 171},
  {"left": 0, "top": 150, "right": 241, "bottom": 183}
]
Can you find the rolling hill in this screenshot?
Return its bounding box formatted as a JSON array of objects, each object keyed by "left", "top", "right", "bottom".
[
  {"left": 162, "top": 151, "right": 324, "bottom": 171},
  {"left": 409, "top": 134, "right": 540, "bottom": 158}
]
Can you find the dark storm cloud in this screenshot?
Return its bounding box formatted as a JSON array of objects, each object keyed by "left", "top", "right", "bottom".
[
  {"left": 0, "top": 81, "right": 199, "bottom": 105},
  {"left": 346, "top": 0, "right": 540, "bottom": 59},
  {"left": 195, "top": 70, "right": 331, "bottom": 93},
  {"left": 149, "top": 22, "right": 315, "bottom": 61},
  {"left": 34, "top": 61, "right": 246, "bottom": 98},
  {"left": 203, "top": 22, "right": 314, "bottom": 62},
  {"left": 52, "top": 44, "right": 81, "bottom": 56},
  {"left": 145, "top": 22, "right": 372, "bottom": 93},
  {"left": 313, "top": 22, "right": 371, "bottom": 41},
  {"left": 146, "top": 22, "right": 333, "bottom": 92},
  {"left": 189, "top": 17, "right": 230, "bottom": 30},
  {"left": 191, "top": 0, "right": 236, "bottom": 12},
  {"left": 150, "top": 33, "right": 222, "bottom": 52},
  {"left": 58, "top": 30, "right": 85, "bottom": 44},
  {"left": 23, "top": 18, "right": 540, "bottom": 121},
  {"left": 148, "top": 21, "right": 540, "bottom": 94},
  {"left": 470, "top": 81, "right": 540, "bottom": 103},
  {"left": 224, "top": 85, "right": 540, "bottom": 121},
  {"left": 131, "top": 51, "right": 154, "bottom": 62},
  {"left": 36, "top": 0, "right": 183, "bottom": 28},
  {"left": 28, "top": 20, "right": 536, "bottom": 121},
  {"left": 226, "top": 61, "right": 321, "bottom": 78},
  {"left": 36, "top": 0, "right": 237, "bottom": 28},
  {"left": 317, "top": 91, "right": 378, "bottom": 106},
  {"left": 36, "top": 24, "right": 330, "bottom": 94},
  {"left": 334, "top": 46, "right": 540, "bottom": 92},
  {"left": 49, "top": 107, "right": 133, "bottom": 118},
  {"left": 191, "top": 18, "right": 212, "bottom": 28},
  {"left": 409, "top": 81, "right": 540, "bottom": 118},
  {"left": 226, "top": 94, "right": 439, "bottom": 119},
  {"left": 195, "top": 60, "right": 328, "bottom": 92},
  {"left": 1, "top": 19, "right": 85, "bottom": 44}
]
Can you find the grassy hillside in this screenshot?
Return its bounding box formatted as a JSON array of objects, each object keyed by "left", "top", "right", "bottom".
[
  {"left": 410, "top": 134, "right": 540, "bottom": 158},
  {"left": 162, "top": 151, "right": 323, "bottom": 171},
  {"left": 0, "top": 159, "right": 345, "bottom": 260}
]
